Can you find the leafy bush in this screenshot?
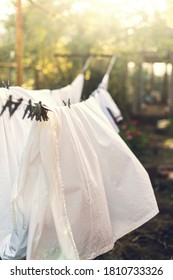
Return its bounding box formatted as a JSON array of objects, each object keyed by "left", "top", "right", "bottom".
[{"left": 119, "top": 119, "right": 149, "bottom": 155}]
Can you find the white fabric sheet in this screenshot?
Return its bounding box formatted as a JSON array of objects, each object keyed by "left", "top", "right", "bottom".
[
  {"left": 93, "top": 88, "right": 122, "bottom": 133},
  {"left": 0, "top": 87, "right": 55, "bottom": 247},
  {"left": 0, "top": 97, "right": 158, "bottom": 260},
  {"left": 51, "top": 73, "right": 84, "bottom": 105},
  {"left": 0, "top": 87, "right": 33, "bottom": 245},
  {"left": 74, "top": 98, "right": 158, "bottom": 240}
]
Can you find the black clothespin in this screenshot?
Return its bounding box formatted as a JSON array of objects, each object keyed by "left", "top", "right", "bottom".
[
  {"left": 0, "top": 94, "right": 50, "bottom": 121},
  {"left": 31, "top": 101, "right": 42, "bottom": 121},
  {"left": 67, "top": 98, "right": 71, "bottom": 108},
  {"left": 32, "top": 101, "right": 50, "bottom": 121},
  {"left": 0, "top": 95, "right": 13, "bottom": 116},
  {"left": 10, "top": 97, "right": 23, "bottom": 116},
  {"left": 23, "top": 100, "right": 50, "bottom": 122},
  {"left": 2, "top": 81, "right": 10, "bottom": 89},
  {"left": 62, "top": 99, "right": 71, "bottom": 108},
  {"left": 62, "top": 100, "right": 67, "bottom": 106},
  {"left": 23, "top": 99, "right": 33, "bottom": 119},
  {"left": 40, "top": 105, "right": 49, "bottom": 121},
  {"left": 0, "top": 95, "right": 23, "bottom": 117}
]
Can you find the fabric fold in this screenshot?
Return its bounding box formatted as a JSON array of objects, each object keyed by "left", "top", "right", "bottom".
[
  {"left": 51, "top": 73, "right": 84, "bottom": 105},
  {"left": 0, "top": 92, "right": 158, "bottom": 260}
]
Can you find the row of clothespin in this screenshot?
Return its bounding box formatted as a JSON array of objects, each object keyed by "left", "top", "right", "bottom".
[
  {"left": 0, "top": 93, "right": 50, "bottom": 121},
  {"left": 0, "top": 54, "right": 117, "bottom": 122}
]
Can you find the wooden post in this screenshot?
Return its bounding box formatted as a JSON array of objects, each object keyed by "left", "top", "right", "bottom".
[
  {"left": 133, "top": 62, "right": 143, "bottom": 115},
  {"left": 150, "top": 63, "right": 155, "bottom": 92},
  {"left": 162, "top": 63, "right": 168, "bottom": 104},
  {"left": 16, "top": 0, "right": 23, "bottom": 85},
  {"left": 167, "top": 52, "right": 173, "bottom": 116},
  {"left": 168, "top": 65, "right": 173, "bottom": 116}
]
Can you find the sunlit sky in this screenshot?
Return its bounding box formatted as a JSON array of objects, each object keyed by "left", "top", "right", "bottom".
[
  {"left": 73, "top": 0, "right": 167, "bottom": 12},
  {"left": 0, "top": 0, "right": 15, "bottom": 20},
  {"left": 0, "top": 0, "right": 169, "bottom": 77},
  {"left": 0, "top": 0, "right": 167, "bottom": 20}
]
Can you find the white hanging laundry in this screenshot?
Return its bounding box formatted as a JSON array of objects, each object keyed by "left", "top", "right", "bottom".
[
  {"left": 25, "top": 88, "right": 57, "bottom": 111},
  {"left": 51, "top": 85, "right": 72, "bottom": 106},
  {"left": 0, "top": 114, "right": 80, "bottom": 260},
  {"left": 99, "top": 55, "right": 116, "bottom": 91},
  {"left": 0, "top": 86, "right": 56, "bottom": 249},
  {"left": 51, "top": 73, "right": 84, "bottom": 105},
  {"left": 0, "top": 87, "right": 32, "bottom": 246},
  {"left": 0, "top": 97, "right": 158, "bottom": 260},
  {"left": 70, "top": 73, "right": 84, "bottom": 103},
  {"left": 92, "top": 87, "right": 122, "bottom": 133},
  {"left": 0, "top": 88, "right": 16, "bottom": 244},
  {"left": 98, "top": 72, "right": 123, "bottom": 123},
  {"left": 92, "top": 58, "right": 123, "bottom": 133},
  {"left": 8, "top": 87, "right": 56, "bottom": 158},
  {"left": 74, "top": 98, "right": 158, "bottom": 241}
]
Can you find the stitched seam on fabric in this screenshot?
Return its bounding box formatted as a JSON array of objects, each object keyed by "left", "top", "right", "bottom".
[{"left": 53, "top": 115, "right": 79, "bottom": 259}]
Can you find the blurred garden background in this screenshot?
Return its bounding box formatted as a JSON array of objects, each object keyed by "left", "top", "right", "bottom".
[{"left": 1, "top": 0, "right": 173, "bottom": 259}]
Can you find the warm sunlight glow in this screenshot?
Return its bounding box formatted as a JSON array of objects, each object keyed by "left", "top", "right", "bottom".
[
  {"left": 114, "top": 0, "right": 167, "bottom": 27},
  {"left": 0, "top": 0, "right": 14, "bottom": 20},
  {"left": 0, "top": 0, "right": 167, "bottom": 21},
  {"left": 70, "top": 0, "right": 167, "bottom": 26},
  {"left": 71, "top": 0, "right": 167, "bottom": 14},
  {"left": 118, "top": 0, "right": 166, "bottom": 14},
  {"left": 153, "top": 63, "right": 166, "bottom": 77}
]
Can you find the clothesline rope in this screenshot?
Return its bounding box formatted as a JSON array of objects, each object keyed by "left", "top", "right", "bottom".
[{"left": 54, "top": 53, "right": 116, "bottom": 58}]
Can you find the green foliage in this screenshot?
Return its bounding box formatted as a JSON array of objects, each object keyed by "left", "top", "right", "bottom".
[
  {"left": 119, "top": 119, "right": 149, "bottom": 155},
  {"left": 0, "top": 0, "right": 173, "bottom": 90}
]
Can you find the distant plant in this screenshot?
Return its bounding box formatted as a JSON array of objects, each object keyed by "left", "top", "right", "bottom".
[{"left": 119, "top": 119, "right": 149, "bottom": 155}]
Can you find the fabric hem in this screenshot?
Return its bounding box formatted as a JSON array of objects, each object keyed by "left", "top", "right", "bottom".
[
  {"left": 81, "top": 242, "right": 115, "bottom": 260},
  {"left": 112, "top": 208, "right": 159, "bottom": 244},
  {"left": 80, "top": 208, "right": 159, "bottom": 260}
]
